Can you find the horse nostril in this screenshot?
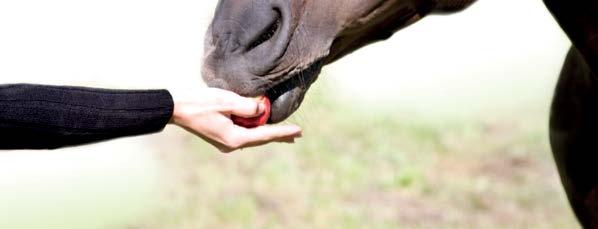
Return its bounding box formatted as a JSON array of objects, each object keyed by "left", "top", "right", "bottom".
[{"left": 246, "top": 9, "right": 282, "bottom": 51}]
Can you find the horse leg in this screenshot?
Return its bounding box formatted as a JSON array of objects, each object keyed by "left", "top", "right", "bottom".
[{"left": 551, "top": 46, "right": 598, "bottom": 228}]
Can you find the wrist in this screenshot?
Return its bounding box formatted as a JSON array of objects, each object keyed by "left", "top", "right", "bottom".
[{"left": 169, "top": 102, "right": 183, "bottom": 125}]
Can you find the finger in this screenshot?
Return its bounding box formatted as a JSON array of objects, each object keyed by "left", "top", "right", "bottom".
[
  {"left": 206, "top": 88, "right": 267, "bottom": 118},
  {"left": 232, "top": 124, "right": 302, "bottom": 147},
  {"left": 212, "top": 125, "right": 302, "bottom": 153},
  {"left": 217, "top": 96, "right": 265, "bottom": 118}
]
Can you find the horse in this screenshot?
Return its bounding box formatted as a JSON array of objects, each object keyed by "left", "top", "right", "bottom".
[{"left": 202, "top": 0, "right": 598, "bottom": 227}]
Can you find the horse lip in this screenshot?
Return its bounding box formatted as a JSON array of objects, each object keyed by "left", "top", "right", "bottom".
[
  {"left": 267, "top": 86, "right": 305, "bottom": 123},
  {"left": 266, "top": 60, "right": 323, "bottom": 123}
]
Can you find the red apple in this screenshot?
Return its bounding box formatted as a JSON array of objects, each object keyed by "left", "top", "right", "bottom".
[{"left": 231, "top": 96, "right": 271, "bottom": 128}]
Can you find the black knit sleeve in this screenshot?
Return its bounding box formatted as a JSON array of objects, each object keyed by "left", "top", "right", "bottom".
[{"left": 0, "top": 84, "right": 174, "bottom": 149}]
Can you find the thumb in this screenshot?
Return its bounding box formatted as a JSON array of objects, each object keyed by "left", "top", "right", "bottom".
[{"left": 222, "top": 96, "right": 266, "bottom": 118}]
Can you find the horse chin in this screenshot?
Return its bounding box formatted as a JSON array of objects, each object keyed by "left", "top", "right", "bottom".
[{"left": 266, "top": 60, "right": 323, "bottom": 123}]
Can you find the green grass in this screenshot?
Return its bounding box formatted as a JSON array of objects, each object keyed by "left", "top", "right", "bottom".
[{"left": 139, "top": 77, "right": 579, "bottom": 229}]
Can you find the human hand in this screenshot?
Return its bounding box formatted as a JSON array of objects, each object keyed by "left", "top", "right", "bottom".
[{"left": 169, "top": 88, "right": 302, "bottom": 153}]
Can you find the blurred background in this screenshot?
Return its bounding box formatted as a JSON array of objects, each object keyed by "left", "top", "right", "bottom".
[{"left": 0, "top": 0, "right": 578, "bottom": 228}]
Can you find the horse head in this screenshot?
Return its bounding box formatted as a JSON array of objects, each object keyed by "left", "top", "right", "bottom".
[{"left": 202, "top": 0, "right": 475, "bottom": 122}]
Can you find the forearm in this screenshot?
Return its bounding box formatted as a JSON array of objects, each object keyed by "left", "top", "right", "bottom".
[{"left": 0, "top": 84, "right": 173, "bottom": 149}]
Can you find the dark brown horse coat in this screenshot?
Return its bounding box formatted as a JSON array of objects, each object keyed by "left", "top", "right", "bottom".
[{"left": 546, "top": 0, "right": 598, "bottom": 228}]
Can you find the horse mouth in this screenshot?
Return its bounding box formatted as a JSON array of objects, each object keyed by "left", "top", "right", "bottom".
[{"left": 265, "top": 60, "right": 323, "bottom": 123}]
